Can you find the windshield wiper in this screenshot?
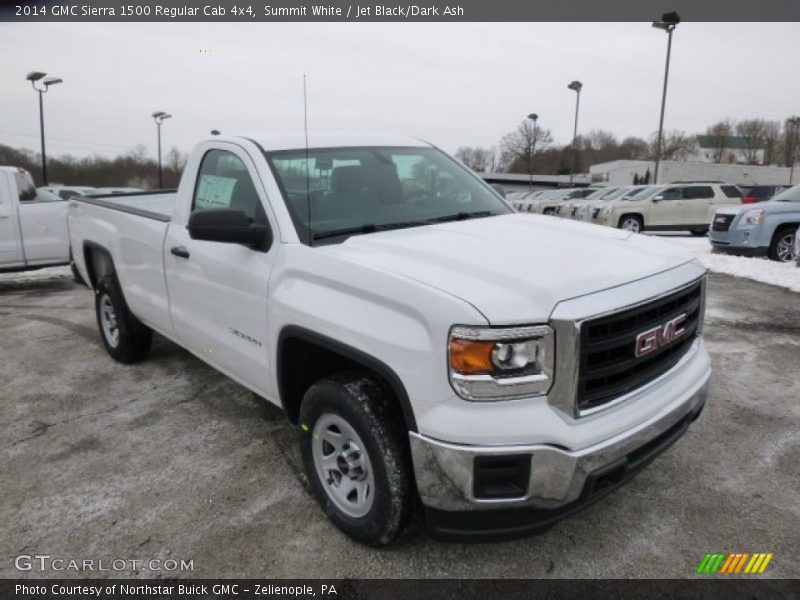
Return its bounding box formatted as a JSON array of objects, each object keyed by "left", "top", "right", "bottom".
[
  {"left": 312, "top": 211, "right": 496, "bottom": 241},
  {"left": 312, "top": 220, "right": 428, "bottom": 241},
  {"left": 427, "top": 210, "right": 494, "bottom": 223}
]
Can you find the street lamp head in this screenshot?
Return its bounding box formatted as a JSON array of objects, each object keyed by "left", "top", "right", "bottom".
[
  {"left": 152, "top": 111, "right": 166, "bottom": 118},
  {"left": 26, "top": 71, "right": 46, "bottom": 82},
  {"left": 527, "top": 113, "right": 538, "bottom": 121},
  {"left": 568, "top": 80, "right": 583, "bottom": 93},
  {"left": 43, "top": 77, "right": 63, "bottom": 87},
  {"left": 653, "top": 11, "right": 680, "bottom": 30},
  {"left": 161, "top": 113, "right": 172, "bottom": 120}
]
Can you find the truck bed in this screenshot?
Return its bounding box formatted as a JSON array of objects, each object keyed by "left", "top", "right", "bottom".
[
  {"left": 69, "top": 190, "right": 176, "bottom": 335},
  {"left": 75, "top": 191, "right": 177, "bottom": 222}
]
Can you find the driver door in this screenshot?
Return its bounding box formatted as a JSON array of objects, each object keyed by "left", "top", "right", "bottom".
[
  {"left": 164, "top": 146, "right": 277, "bottom": 394},
  {"left": 650, "top": 186, "right": 685, "bottom": 227}
]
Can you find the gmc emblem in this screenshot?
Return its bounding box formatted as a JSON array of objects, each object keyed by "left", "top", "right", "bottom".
[{"left": 634, "top": 314, "right": 688, "bottom": 358}]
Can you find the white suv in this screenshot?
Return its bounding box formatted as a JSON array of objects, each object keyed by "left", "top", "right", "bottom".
[{"left": 594, "top": 183, "right": 742, "bottom": 234}]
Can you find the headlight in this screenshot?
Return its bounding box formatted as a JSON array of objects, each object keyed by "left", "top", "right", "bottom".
[
  {"left": 599, "top": 206, "right": 612, "bottom": 217},
  {"left": 742, "top": 209, "right": 764, "bottom": 226},
  {"left": 448, "top": 325, "right": 554, "bottom": 401}
]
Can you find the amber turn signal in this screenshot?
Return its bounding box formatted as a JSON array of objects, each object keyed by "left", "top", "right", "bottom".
[{"left": 449, "top": 338, "right": 495, "bottom": 374}]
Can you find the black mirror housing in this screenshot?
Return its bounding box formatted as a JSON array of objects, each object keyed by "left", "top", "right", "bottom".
[{"left": 187, "top": 209, "right": 272, "bottom": 251}]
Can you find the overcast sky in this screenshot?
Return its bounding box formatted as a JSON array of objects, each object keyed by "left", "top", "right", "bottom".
[{"left": 1, "top": 22, "right": 798, "bottom": 159}]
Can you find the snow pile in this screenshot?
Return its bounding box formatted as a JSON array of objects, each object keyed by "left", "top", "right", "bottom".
[{"left": 660, "top": 235, "right": 800, "bottom": 293}]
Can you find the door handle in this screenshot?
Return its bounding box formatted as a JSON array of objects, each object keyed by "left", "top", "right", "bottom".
[{"left": 170, "top": 245, "right": 190, "bottom": 259}]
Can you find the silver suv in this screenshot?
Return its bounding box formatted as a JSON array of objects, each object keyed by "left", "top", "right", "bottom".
[{"left": 594, "top": 183, "right": 742, "bottom": 234}]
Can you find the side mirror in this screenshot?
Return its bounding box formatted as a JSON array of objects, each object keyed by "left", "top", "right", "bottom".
[{"left": 187, "top": 208, "right": 272, "bottom": 251}]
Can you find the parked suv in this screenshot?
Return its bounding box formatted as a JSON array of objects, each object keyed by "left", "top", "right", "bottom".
[
  {"left": 557, "top": 187, "right": 618, "bottom": 219},
  {"left": 595, "top": 183, "right": 742, "bottom": 234},
  {"left": 710, "top": 184, "right": 800, "bottom": 261},
  {"left": 535, "top": 188, "right": 596, "bottom": 215}
]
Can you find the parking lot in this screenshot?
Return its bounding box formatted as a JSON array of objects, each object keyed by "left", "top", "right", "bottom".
[{"left": 1, "top": 266, "right": 799, "bottom": 579}]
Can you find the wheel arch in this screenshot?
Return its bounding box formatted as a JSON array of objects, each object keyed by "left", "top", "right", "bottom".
[
  {"left": 277, "top": 325, "right": 418, "bottom": 433},
  {"left": 82, "top": 241, "right": 116, "bottom": 290}
]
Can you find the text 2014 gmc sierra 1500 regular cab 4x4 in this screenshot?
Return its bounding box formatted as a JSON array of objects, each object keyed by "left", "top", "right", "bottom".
[{"left": 69, "top": 134, "right": 711, "bottom": 545}]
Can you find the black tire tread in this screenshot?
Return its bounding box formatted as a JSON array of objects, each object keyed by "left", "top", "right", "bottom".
[
  {"left": 95, "top": 275, "right": 152, "bottom": 363},
  {"left": 298, "top": 371, "right": 415, "bottom": 546}
]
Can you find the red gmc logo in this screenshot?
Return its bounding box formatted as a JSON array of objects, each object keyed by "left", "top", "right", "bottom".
[{"left": 634, "top": 314, "right": 688, "bottom": 358}]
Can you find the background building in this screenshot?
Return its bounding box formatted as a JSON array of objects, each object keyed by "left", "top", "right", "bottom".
[{"left": 590, "top": 159, "right": 796, "bottom": 187}]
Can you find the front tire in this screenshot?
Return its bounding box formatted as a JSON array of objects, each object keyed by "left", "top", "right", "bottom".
[
  {"left": 299, "top": 372, "right": 414, "bottom": 546},
  {"left": 618, "top": 215, "right": 643, "bottom": 233},
  {"left": 690, "top": 227, "right": 709, "bottom": 236},
  {"left": 768, "top": 226, "right": 797, "bottom": 262},
  {"left": 95, "top": 276, "right": 152, "bottom": 363}
]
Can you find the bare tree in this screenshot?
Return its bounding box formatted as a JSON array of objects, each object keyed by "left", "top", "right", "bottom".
[
  {"left": 735, "top": 119, "right": 767, "bottom": 164},
  {"left": 499, "top": 120, "right": 553, "bottom": 175},
  {"left": 782, "top": 117, "right": 800, "bottom": 168},
  {"left": 618, "top": 136, "right": 650, "bottom": 160},
  {"left": 649, "top": 130, "right": 696, "bottom": 161},
  {"left": 762, "top": 120, "right": 782, "bottom": 165},
  {"left": 704, "top": 119, "right": 735, "bottom": 163},
  {"left": 582, "top": 129, "right": 620, "bottom": 165},
  {"left": 454, "top": 146, "right": 493, "bottom": 172}
]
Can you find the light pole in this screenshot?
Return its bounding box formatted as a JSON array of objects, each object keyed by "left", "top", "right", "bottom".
[
  {"left": 567, "top": 80, "right": 582, "bottom": 184},
  {"left": 652, "top": 11, "right": 680, "bottom": 185},
  {"left": 789, "top": 117, "right": 800, "bottom": 185},
  {"left": 152, "top": 111, "right": 172, "bottom": 188},
  {"left": 26, "top": 71, "right": 63, "bottom": 185},
  {"left": 527, "top": 113, "right": 538, "bottom": 189}
]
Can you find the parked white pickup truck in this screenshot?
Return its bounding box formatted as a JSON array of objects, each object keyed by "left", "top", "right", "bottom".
[
  {"left": 69, "top": 134, "right": 711, "bottom": 545},
  {"left": 0, "top": 167, "right": 73, "bottom": 273}
]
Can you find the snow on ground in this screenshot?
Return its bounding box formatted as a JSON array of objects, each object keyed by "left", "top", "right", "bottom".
[
  {"left": 654, "top": 233, "right": 800, "bottom": 293},
  {"left": 0, "top": 265, "right": 71, "bottom": 284}
]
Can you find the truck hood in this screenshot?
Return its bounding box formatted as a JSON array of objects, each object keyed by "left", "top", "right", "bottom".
[{"left": 323, "top": 214, "right": 696, "bottom": 323}]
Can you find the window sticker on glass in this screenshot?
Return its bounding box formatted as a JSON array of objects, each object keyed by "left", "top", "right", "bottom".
[{"left": 195, "top": 175, "right": 236, "bottom": 209}]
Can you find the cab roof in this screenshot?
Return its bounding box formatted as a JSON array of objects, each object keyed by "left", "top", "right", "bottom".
[{"left": 232, "top": 132, "right": 432, "bottom": 152}]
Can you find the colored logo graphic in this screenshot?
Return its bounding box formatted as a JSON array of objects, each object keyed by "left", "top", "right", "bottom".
[{"left": 697, "top": 552, "right": 774, "bottom": 575}]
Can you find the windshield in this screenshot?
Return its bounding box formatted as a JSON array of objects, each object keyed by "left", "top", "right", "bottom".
[
  {"left": 619, "top": 186, "right": 648, "bottom": 200},
  {"left": 624, "top": 186, "right": 665, "bottom": 201},
  {"left": 266, "top": 146, "right": 511, "bottom": 244},
  {"left": 772, "top": 185, "right": 800, "bottom": 202},
  {"left": 598, "top": 187, "right": 625, "bottom": 200}
]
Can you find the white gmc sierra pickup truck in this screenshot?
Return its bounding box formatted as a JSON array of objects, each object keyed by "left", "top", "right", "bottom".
[
  {"left": 69, "top": 134, "right": 711, "bottom": 545},
  {"left": 1, "top": 167, "right": 73, "bottom": 274}
]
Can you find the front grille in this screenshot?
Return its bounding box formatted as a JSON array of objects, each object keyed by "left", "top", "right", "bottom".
[
  {"left": 577, "top": 280, "right": 703, "bottom": 413},
  {"left": 712, "top": 213, "right": 735, "bottom": 232}
]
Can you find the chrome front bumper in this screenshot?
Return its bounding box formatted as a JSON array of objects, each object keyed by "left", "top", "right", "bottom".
[{"left": 410, "top": 374, "right": 709, "bottom": 512}]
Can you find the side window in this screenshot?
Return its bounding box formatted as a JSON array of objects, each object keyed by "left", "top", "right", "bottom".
[
  {"left": 657, "top": 187, "right": 683, "bottom": 201},
  {"left": 14, "top": 172, "right": 37, "bottom": 202},
  {"left": 192, "top": 150, "right": 264, "bottom": 222},
  {"left": 721, "top": 185, "right": 742, "bottom": 199},
  {"left": 684, "top": 186, "right": 714, "bottom": 200}
]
